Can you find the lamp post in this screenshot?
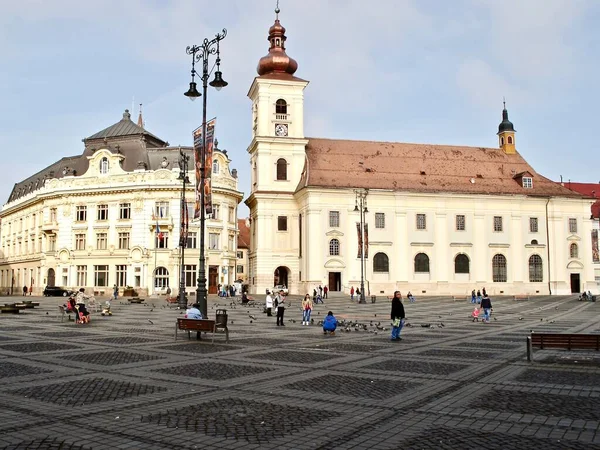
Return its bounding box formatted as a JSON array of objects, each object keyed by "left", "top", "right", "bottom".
[
  {"left": 354, "top": 189, "right": 368, "bottom": 304},
  {"left": 184, "top": 29, "right": 228, "bottom": 318},
  {"left": 177, "top": 149, "right": 190, "bottom": 310}
]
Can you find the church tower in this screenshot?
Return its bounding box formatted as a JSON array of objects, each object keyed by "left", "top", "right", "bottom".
[
  {"left": 497, "top": 101, "right": 516, "bottom": 154},
  {"left": 245, "top": 5, "right": 309, "bottom": 294}
]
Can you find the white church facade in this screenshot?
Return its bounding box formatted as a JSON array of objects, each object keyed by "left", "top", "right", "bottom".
[{"left": 245, "top": 8, "right": 596, "bottom": 297}]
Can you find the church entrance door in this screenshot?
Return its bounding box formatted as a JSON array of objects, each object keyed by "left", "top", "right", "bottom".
[
  {"left": 570, "top": 273, "right": 581, "bottom": 294},
  {"left": 328, "top": 272, "right": 341, "bottom": 291},
  {"left": 208, "top": 266, "right": 218, "bottom": 294}
]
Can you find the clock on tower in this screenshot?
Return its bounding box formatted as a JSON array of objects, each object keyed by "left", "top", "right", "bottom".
[{"left": 275, "top": 123, "right": 288, "bottom": 137}]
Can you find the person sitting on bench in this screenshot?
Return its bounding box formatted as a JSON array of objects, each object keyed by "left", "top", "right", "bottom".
[{"left": 185, "top": 303, "right": 204, "bottom": 340}]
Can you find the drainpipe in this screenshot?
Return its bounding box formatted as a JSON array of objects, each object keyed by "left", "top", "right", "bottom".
[{"left": 545, "top": 197, "right": 552, "bottom": 295}]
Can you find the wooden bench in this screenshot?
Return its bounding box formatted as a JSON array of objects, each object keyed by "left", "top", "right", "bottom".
[
  {"left": 22, "top": 301, "right": 40, "bottom": 309},
  {"left": 527, "top": 333, "right": 600, "bottom": 361},
  {"left": 175, "top": 318, "right": 229, "bottom": 343},
  {"left": 165, "top": 296, "right": 178, "bottom": 307},
  {"left": 1, "top": 304, "right": 22, "bottom": 314},
  {"left": 128, "top": 298, "right": 145, "bottom": 304},
  {"left": 514, "top": 294, "right": 530, "bottom": 301}
]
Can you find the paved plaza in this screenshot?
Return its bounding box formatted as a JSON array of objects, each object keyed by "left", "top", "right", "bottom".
[{"left": 0, "top": 293, "right": 599, "bottom": 449}]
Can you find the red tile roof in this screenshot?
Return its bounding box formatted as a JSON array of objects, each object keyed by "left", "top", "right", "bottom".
[
  {"left": 237, "top": 218, "right": 251, "bottom": 249},
  {"left": 298, "top": 138, "right": 583, "bottom": 198},
  {"left": 558, "top": 182, "right": 600, "bottom": 218}
]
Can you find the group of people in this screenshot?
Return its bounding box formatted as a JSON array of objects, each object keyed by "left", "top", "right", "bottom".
[
  {"left": 265, "top": 289, "right": 287, "bottom": 326},
  {"left": 217, "top": 284, "right": 237, "bottom": 298},
  {"left": 470, "top": 287, "right": 489, "bottom": 304},
  {"left": 470, "top": 288, "right": 493, "bottom": 323}
]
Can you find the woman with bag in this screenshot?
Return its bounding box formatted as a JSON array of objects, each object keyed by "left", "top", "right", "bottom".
[
  {"left": 390, "top": 291, "right": 406, "bottom": 341},
  {"left": 302, "top": 294, "right": 313, "bottom": 325}
]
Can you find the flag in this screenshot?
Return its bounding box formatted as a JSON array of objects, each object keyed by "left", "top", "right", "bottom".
[
  {"left": 156, "top": 220, "right": 163, "bottom": 241},
  {"left": 192, "top": 118, "right": 216, "bottom": 219}
]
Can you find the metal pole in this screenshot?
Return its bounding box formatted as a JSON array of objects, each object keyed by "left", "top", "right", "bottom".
[
  {"left": 178, "top": 150, "right": 188, "bottom": 310},
  {"left": 197, "top": 56, "right": 209, "bottom": 319},
  {"left": 359, "top": 197, "right": 366, "bottom": 303}
]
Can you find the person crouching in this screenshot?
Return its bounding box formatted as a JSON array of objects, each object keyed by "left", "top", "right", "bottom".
[{"left": 323, "top": 311, "right": 337, "bottom": 335}]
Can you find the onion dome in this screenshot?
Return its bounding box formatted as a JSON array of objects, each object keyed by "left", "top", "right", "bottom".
[
  {"left": 498, "top": 101, "right": 516, "bottom": 134},
  {"left": 257, "top": 6, "right": 298, "bottom": 76}
]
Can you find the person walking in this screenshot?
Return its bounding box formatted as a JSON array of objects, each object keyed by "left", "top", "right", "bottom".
[
  {"left": 318, "top": 285, "right": 323, "bottom": 299},
  {"left": 302, "top": 294, "right": 313, "bottom": 325},
  {"left": 476, "top": 290, "right": 482, "bottom": 304},
  {"left": 275, "top": 290, "right": 285, "bottom": 326},
  {"left": 22, "top": 285, "right": 27, "bottom": 296},
  {"left": 482, "top": 287, "right": 487, "bottom": 297},
  {"left": 323, "top": 285, "right": 328, "bottom": 299},
  {"left": 480, "top": 295, "right": 493, "bottom": 323},
  {"left": 471, "top": 289, "right": 476, "bottom": 304},
  {"left": 350, "top": 286, "right": 355, "bottom": 301},
  {"left": 113, "top": 284, "right": 118, "bottom": 301},
  {"left": 265, "top": 290, "right": 273, "bottom": 316},
  {"left": 390, "top": 291, "right": 406, "bottom": 341}
]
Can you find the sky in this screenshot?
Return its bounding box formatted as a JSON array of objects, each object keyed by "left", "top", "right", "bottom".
[{"left": 1, "top": 0, "right": 599, "bottom": 217}]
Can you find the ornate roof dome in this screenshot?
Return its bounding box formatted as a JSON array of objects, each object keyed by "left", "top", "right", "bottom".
[
  {"left": 498, "top": 102, "right": 516, "bottom": 134},
  {"left": 257, "top": 6, "right": 298, "bottom": 77}
]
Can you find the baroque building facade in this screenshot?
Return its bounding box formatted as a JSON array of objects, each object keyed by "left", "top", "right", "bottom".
[
  {"left": 0, "top": 110, "right": 243, "bottom": 296},
  {"left": 245, "top": 9, "right": 597, "bottom": 296}
]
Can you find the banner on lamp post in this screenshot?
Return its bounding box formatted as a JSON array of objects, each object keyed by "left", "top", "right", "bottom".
[{"left": 192, "top": 118, "right": 217, "bottom": 219}]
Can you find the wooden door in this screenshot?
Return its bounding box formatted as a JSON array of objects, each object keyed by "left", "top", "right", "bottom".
[{"left": 208, "top": 266, "right": 218, "bottom": 294}]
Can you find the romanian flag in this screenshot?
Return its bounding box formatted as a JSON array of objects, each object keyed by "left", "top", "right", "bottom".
[{"left": 156, "top": 220, "right": 163, "bottom": 241}]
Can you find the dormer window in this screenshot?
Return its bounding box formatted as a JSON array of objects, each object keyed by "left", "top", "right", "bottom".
[
  {"left": 99, "top": 157, "right": 109, "bottom": 174},
  {"left": 522, "top": 177, "right": 532, "bottom": 188}
]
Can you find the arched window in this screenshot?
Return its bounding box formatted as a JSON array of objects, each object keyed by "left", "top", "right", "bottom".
[
  {"left": 454, "top": 254, "right": 470, "bottom": 274},
  {"left": 154, "top": 267, "right": 169, "bottom": 288},
  {"left": 492, "top": 254, "right": 507, "bottom": 282},
  {"left": 275, "top": 99, "right": 287, "bottom": 115},
  {"left": 507, "top": 136, "right": 513, "bottom": 144},
  {"left": 99, "top": 157, "right": 109, "bottom": 174},
  {"left": 373, "top": 252, "right": 389, "bottom": 273},
  {"left": 276, "top": 158, "right": 287, "bottom": 181},
  {"left": 329, "top": 239, "right": 340, "bottom": 256},
  {"left": 500, "top": 137, "right": 504, "bottom": 146},
  {"left": 414, "top": 253, "right": 430, "bottom": 273},
  {"left": 570, "top": 243, "right": 579, "bottom": 258},
  {"left": 531, "top": 239, "right": 538, "bottom": 245},
  {"left": 529, "top": 255, "right": 543, "bottom": 282},
  {"left": 212, "top": 160, "right": 219, "bottom": 175}
]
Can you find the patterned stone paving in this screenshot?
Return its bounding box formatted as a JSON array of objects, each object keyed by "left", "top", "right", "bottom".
[
  {"left": 0, "top": 293, "right": 598, "bottom": 449},
  {"left": 140, "top": 398, "right": 340, "bottom": 444},
  {"left": 8, "top": 377, "right": 167, "bottom": 406}
]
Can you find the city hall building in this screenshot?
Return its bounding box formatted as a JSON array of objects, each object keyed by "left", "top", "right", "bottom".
[
  {"left": 0, "top": 110, "right": 243, "bottom": 296},
  {"left": 245, "top": 9, "right": 597, "bottom": 296}
]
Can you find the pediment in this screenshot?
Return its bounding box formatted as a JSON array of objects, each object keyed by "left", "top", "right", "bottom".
[
  {"left": 326, "top": 230, "right": 344, "bottom": 237},
  {"left": 566, "top": 234, "right": 581, "bottom": 241},
  {"left": 567, "top": 261, "right": 584, "bottom": 269},
  {"left": 324, "top": 258, "right": 346, "bottom": 269}
]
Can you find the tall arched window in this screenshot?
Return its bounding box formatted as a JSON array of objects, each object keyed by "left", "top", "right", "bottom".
[
  {"left": 329, "top": 239, "right": 340, "bottom": 256},
  {"left": 492, "top": 254, "right": 507, "bottom": 282},
  {"left": 570, "top": 243, "right": 579, "bottom": 258},
  {"left": 529, "top": 255, "right": 543, "bottom": 282},
  {"left": 414, "top": 253, "right": 430, "bottom": 273},
  {"left": 276, "top": 158, "right": 287, "bottom": 181},
  {"left": 507, "top": 136, "right": 513, "bottom": 144},
  {"left": 212, "top": 160, "right": 219, "bottom": 175},
  {"left": 99, "top": 157, "right": 109, "bottom": 174},
  {"left": 275, "top": 99, "right": 287, "bottom": 115},
  {"left": 454, "top": 254, "right": 470, "bottom": 274},
  {"left": 154, "top": 267, "right": 169, "bottom": 288},
  {"left": 373, "top": 252, "right": 389, "bottom": 273}
]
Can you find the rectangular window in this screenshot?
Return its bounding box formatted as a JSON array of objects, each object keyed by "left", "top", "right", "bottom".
[
  {"left": 134, "top": 267, "right": 141, "bottom": 287},
  {"left": 155, "top": 201, "right": 169, "bottom": 218},
  {"left": 529, "top": 217, "right": 538, "bottom": 233},
  {"left": 48, "top": 235, "right": 56, "bottom": 251},
  {"left": 237, "top": 251, "right": 243, "bottom": 259},
  {"left": 375, "top": 213, "right": 385, "bottom": 229},
  {"left": 522, "top": 177, "right": 533, "bottom": 188},
  {"left": 228, "top": 235, "right": 234, "bottom": 251},
  {"left": 278, "top": 216, "right": 288, "bottom": 231},
  {"left": 209, "top": 233, "right": 220, "bottom": 250},
  {"left": 237, "top": 265, "right": 244, "bottom": 274},
  {"left": 456, "top": 215, "right": 465, "bottom": 231},
  {"left": 76, "top": 206, "right": 87, "bottom": 222},
  {"left": 115, "top": 265, "right": 127, "bottom": 287},
  {"left": 184, "top": 264, "right": 197, "bottom": 287},
  {"left": 75, "top": 233, "right": 86, "bottom": 250},
  {"left": 155, "top": 231, "right": 169, "bottom": 249},
  {"left": 97, "top": 204, "right": 108, "bottom": 221},
  {"left": 186, "top": 233, "right": 197, "bottom": 249},
  {"left": 50, "top": 208, "right": 57, "bottom": 222},
  {"left": 186, "top": 202, "right": 194, "bottom": 221},
  {"left": 228, "top": 206, "right": 235, "bottom": 223},
  {"left": 94, "top": 265, "right": 109, "bottom": 287},
  {"left": 76, "top": 265, "right": 87, "bottom": 286},
  {"left": 96, "top": 232, "right": 107, "bottom": 250},
  {"left": 493, "top": 216, "right": 503, "bottom": 232},
  {"left": 118, "top": 232, "right": 130, "bottom": 250},
  {"left": 569, "top": 218, "right": 577, "bottom": 233},
  {"left": 416, "top": 213, "right": 426, "bottom": 230},
  {"left": 211, "top": 204, "right": 220, "bottom": 220},
  {"left": 119, "top": 203, "right": 131, "bottom": 219},
  {"left": 329, "top": 211, "right": 340, "bottom": 228}
]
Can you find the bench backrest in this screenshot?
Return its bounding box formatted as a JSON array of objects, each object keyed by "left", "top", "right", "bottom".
[
  {"left": 530, "top": 333, "right": 600, "bottom": 350},
  {"left": 177, "top": 318, "right": 215, "bottom": 331}
]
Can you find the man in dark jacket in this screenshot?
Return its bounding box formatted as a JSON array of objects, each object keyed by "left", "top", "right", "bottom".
[
  {"left": 390, "top": 291, "right": 406, "bottom": 341},
  {"left": 480, "top": 295, "right": 492, "bottom": 323}
]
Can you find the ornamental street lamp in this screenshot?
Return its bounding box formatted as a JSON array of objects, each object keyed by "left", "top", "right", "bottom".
[
  {"left": 184, "top": 29, "right": 228, "bottom": 318},
  {"left": 354, "top": 189, "right": 369, "bottom": 304},
  {"left": 177, "top": 149, "right": 190, "bottom": 310}
]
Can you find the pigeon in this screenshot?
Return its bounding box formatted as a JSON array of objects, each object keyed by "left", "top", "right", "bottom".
[
  {"left": 421, "top": 323, "right": 431, "bottom": 328},
  {"left": 147, "top": 319, "right": 154, "bottom": 325},
  {"left": 250, "top": 320, "right": 253, "bottom": 323},
  {"left": 249, "top": 315, "right": 257, "bottom": 320},
  {"left": 519, "top": 317, "right": 523, "bottom": 320},
  {"left": 493, "top": 317, "right": 497, "bottom": 321},
  {"left": 440, "top": 323, "right": 445, "bottom": 327}
]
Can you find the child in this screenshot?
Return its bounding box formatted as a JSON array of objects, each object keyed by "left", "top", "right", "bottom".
[
  {"left": 322, "top": 311, "right": 337, "bottom": 335},
  {"left": 471, "top": 306, "right": 480, "bottom": 322}
]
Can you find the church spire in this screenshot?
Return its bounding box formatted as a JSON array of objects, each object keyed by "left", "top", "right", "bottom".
[
  {"left": 256, "top": 2, "right": 299, "bottom": 77},
  {"left": 137, "top": 103, "right": 144, "bottom": 129},
  {"left": 497, "top": 99, "right": 516, "bottom": 154}
]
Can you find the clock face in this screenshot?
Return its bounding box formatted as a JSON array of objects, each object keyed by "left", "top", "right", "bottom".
[{"left": 275, "top": 123, "right": 288, "bottom": 137}]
